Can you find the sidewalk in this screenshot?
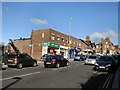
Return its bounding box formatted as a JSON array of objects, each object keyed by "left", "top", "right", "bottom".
[{"left": 112, "top": 66, "right": 120, "bottom": 89}]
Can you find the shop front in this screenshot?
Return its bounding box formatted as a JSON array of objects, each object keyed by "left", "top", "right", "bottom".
[
  {"left": 42, "top": 42, "right": 60, "bottom": 55},
  {"left": 60, "top": 45, "right": 69, "bottom": 59}
]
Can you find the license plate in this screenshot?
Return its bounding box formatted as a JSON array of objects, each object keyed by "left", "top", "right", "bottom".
[
  {"left": 99, "top": 66, "right": 105, "bottom": 69},
  {"left": 46, "top": 62, "right": 51, "bottom": 64},
  {"left": 8, "top": 60, "right": 13, "bottom": 62}
]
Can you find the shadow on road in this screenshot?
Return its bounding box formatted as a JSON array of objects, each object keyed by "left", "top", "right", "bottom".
[
  {"left": 81, "top": 73, "right": 111, "bottom": 90},
  {"left": 2, "top": 77, "right": 22, "bottom": 90}
]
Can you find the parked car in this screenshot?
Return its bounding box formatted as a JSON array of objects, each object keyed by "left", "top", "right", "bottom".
[
  {"left": 7, "top": 53, "right": 37, "bottom": 69},
  {"left": 74, "top": 54, "right": 81, "bottom": 61},
  {"left": 0, "top": 54, "right": 8, "bottom": 70},
  {"left": 80, "top": 54, "right": 86, "bottom": 61},
  {"left": 84, "top": 55, "right": 98, "bottom": 65},
  {"left": 40, "top": 54, "right": 52, "bottom": 61},
  {"left": 94, "top": 55, "right": 116, "bottom": 71},
  {"left": 44, "top": 54, "right": 69, "bottom": 68},
  {"left": 112, "top": 54, "right": 120, "bottom": 66}
]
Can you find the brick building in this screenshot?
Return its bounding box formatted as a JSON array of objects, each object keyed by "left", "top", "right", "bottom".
[{"left": 10, "top": 28, "right": 88, "bottom": 60}]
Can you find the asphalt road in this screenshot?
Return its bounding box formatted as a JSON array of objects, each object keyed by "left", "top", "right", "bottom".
[{"left": 2, "top": 61, "right": 114, "bottom": 89}]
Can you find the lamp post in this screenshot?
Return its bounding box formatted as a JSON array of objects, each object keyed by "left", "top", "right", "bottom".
[{"left": 68, "top": 18, "right": 72, "bottom": 59}]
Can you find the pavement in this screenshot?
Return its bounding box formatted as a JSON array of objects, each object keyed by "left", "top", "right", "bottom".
[{"left": 112, "top": 65, "right": 120, "bottom": 89}]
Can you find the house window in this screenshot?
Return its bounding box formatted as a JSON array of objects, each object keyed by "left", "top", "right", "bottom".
[
  {"left": 105, "top": 45, "right": 106, "bottom": 48},
  {"left": 57, "top": 35, "right": 60, "bottom": 40},
  {"left": 68, "top": 40, "right": 72, "bottom": 44},
  {"left": 66, "top": 39, "right": 68, "bottom": 43},
  {"left": 107, "top": 45, "right": 109, "bottom": 48},
  {"left": 76, "top": 41, "right": 78, "bottom": 45},
  {"left": 51, "top": 33, "right": 55, "bottom": 40},
  {"left": 74, "top": 41, "right": 75, "bottom": 44},
  {"left": 96, "top": 45, "right": 98, "bottom": 48},
  {"left": 62, "top": 37, "right": 64, "bottom": 42},
  {"left": 106, "top": 42, "right": 108, "bottom": 44},
  {"left": 42, "top": 33, "right": 44, "bottom": 38},
  {"left": 79, "top": 42, "right": 81, "bottom": 46}
]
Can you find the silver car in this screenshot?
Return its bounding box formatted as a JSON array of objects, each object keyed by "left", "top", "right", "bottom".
[{"left": 84, "top": 55, "right": 98, "bottom": 65}]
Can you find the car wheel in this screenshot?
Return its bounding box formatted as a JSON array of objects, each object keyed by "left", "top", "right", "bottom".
[
  {"left": 56, "top": 63, "right": 60, "bottom": 68},
  {"left": 17, "top": 63, "right": 22, "bottom": 69},
  {"left": 44, "top": 65, "right": 48, "bottom": 68},
  {"left": 33, "top": 62, "right": 37, "bottom": 67},
  {"left": 66, "top": 62, "right": 69, "bottom": 66}
]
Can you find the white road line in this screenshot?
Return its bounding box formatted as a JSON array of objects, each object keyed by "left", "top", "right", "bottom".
[
  {"left": 106, "top": 74, "right": 113, "bottom": 88},
  {"left": 94, "top": 71, "right": 97, "bottom": 74},
  {"left": 102, "top": 74, "right": 112, "bottom": 88},
  {"left": 52, "top": 66, "right": 69, "bottom": 71},
  {"left": 1, "top": 71, "right": 41, "bottom": 81}
]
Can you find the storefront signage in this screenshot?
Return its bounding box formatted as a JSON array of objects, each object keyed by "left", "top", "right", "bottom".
[{"left": 42, "top": 42, "right": 60, "bottom": 48}]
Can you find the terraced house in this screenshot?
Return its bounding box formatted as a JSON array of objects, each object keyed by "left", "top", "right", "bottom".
[{"left": 95, "top": 37, "right": 119, "bottom": 55}]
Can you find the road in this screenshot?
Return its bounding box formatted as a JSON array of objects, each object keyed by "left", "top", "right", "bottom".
[{"left": 2, "top": 61, "right": 114, "bottom": 89}]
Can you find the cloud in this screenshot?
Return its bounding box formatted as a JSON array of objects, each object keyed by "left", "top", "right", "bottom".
[
  {"left": 30, "top": 18, "right": 48, "bottom": 26},
  {"left": 91, "top": 29, "right": 118, "bottom": 43}
]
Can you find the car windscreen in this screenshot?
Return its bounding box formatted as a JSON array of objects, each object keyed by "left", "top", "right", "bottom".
[
  {"left": 75, "top": 55, "right": 80, "bottom": 57},
  {"left": 88, "top": 56, "right": 96, "bottom": 59},
  {"left": 98, "top": 56, "right": 113, "bottom": 62},
  {"left": 7, "top": 54, "right": 17, "bottom": 58}
]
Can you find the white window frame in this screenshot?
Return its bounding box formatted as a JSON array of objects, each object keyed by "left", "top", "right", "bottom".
[
  {"left": 57, "top": 35, "right": 60, "bottom": 41},
  {"left": 42, "top": 33, "right": 44, "bottom": 38},
  {"left": 62, "top": 37, "right": 64, "bottom": 42},
  {"left": 51, "top": 33, "right": 55, "bottom": 40}
]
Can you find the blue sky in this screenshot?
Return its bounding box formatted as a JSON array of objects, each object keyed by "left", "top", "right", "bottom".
[{"left": 2, "top": 2, "right": 118, "bottom": 45}]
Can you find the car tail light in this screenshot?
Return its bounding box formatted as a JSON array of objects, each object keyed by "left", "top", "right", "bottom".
[
  {"left": 52, "top": 59, "right": 56, "bottom": 62},
  {"left": 14, "top": 58, "right": 18, "bottom": 63}
]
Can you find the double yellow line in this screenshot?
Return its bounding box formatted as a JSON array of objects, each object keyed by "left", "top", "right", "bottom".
[{"left": 102, "top": 74, "right": 113, "bottom": 88}]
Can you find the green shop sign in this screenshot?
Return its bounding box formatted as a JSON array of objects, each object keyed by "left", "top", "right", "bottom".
[{"left": 42, "top": 42, "right": 60, "bottom": 48}]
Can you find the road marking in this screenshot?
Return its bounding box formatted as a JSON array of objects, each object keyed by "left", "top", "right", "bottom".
[
  {"left": 52, "top": 66, "right": 69, "bottom": 71},
  {"left": 106, "top": 74, "right": 113, "bottom": 88},
  {"left": 94, "top": 71, "right": 97, "bottom": 74},
  {"left": 102, "top": 74, "right": 113, "bottom": 88},
  {"left": 1, "top": 71, "right": 41, "bottom": 81}
]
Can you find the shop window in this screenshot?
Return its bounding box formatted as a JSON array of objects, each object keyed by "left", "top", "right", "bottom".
[
  {"left": 42, "top": 33, "right": 44, "bottom": 38},
  {"left": 57, "top": 35, "right": 60, "bottom": 40},
  {"left": 51, "top": 33, "right": 55, "bottom": 40}
]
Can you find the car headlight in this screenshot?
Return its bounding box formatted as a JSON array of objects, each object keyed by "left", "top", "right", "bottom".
[
  {"left": 106, "top": 64, "right": 111, "bottom": 67},
  {"left": 95, "top": 63, "right": 99, "bottom": 66}
]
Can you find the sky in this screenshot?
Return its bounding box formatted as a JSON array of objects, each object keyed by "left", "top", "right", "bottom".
[{"left": 2, "top": 1, "right": 119, "bottom": 45}]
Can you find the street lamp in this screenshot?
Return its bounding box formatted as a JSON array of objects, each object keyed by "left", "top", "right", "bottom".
[{"left": 68, "top": 17, "right": 72, "bottom": 59}]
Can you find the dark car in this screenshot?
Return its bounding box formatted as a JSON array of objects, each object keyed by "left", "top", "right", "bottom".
[
  {"left": 80, "top": 54, "right": 86, "bottom": 61},
  {"left": 112, "top": 54, "right": 120, "bottom": 66},
  {"left": 94, "top": 55, "right": 116, "bottom": 71},
  {"left": 40, "top": 54, "right": 52, "bottom": 61},
  {"left": 44, "top": 54, "right": 69, "bottom": 68},
  {"left": 7, "top": 53, "right": 37, "bottom": 69}
]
